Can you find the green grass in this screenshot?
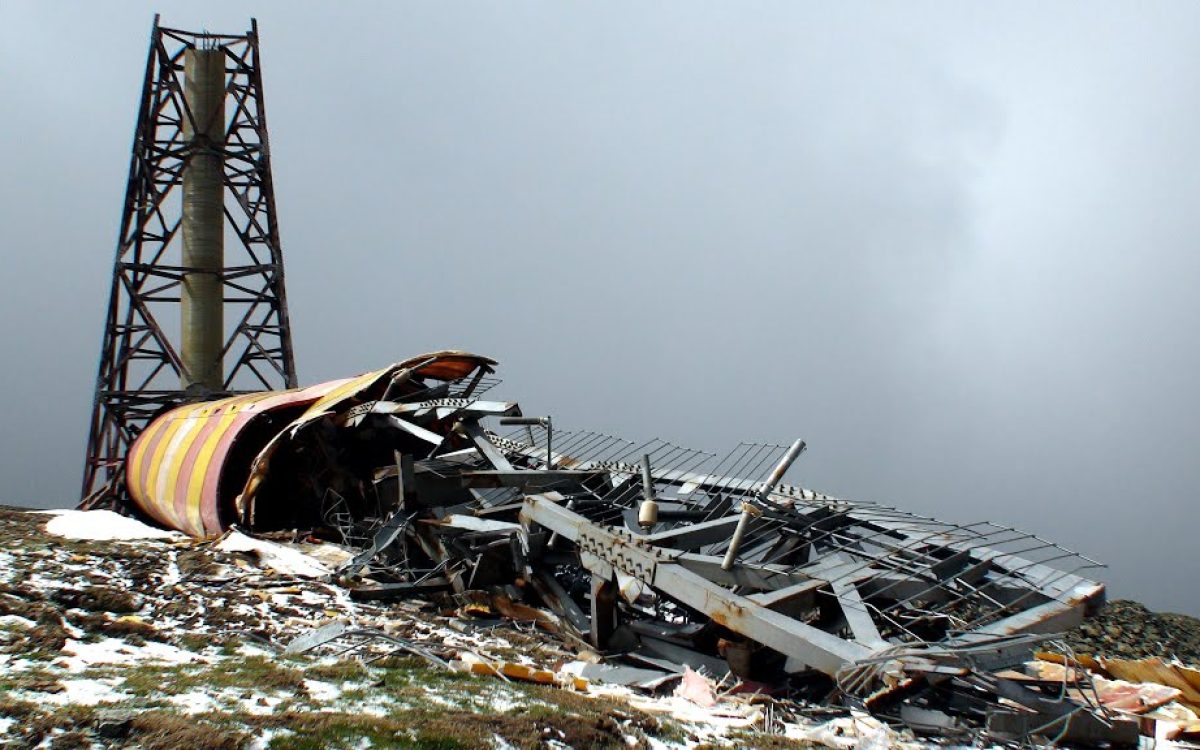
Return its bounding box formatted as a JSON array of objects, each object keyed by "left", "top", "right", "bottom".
[{"left": 0, "top": 641, "right": 790, "bottom": 750}]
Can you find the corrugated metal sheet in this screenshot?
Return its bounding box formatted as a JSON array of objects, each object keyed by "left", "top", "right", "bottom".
[
  {"left": 124, "top": 351, "right": 496, "bottom": 537},
  {"left": 125, "top": 381, "right": 349, "bottom": 537}
]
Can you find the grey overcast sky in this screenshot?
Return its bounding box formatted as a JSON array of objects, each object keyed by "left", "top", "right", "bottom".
[{"left": 1, "top": 3, "right": 1197, "bottom": 613}]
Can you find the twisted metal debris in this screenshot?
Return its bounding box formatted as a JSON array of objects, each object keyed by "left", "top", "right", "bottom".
[{"left": 121, "top": 351, "right": 1120, "bottom": 743}]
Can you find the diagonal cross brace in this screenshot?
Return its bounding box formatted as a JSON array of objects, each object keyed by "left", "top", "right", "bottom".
[{"left": 520, "top": 494, "right": 871, "bottom": 676}]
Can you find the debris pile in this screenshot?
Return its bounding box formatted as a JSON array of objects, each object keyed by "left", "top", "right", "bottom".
[
  {"left": 68, "top": 351, "right": 1199, "bottom": 746},
  {"left": 0, "top": 507, "right": 695, "bottom": 748}
]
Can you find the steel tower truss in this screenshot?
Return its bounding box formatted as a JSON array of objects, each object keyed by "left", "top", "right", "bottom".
[{"left": 81, "top": 17, "right": 297, "bottom": 507}]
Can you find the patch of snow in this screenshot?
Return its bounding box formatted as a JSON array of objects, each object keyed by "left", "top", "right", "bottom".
[
  {"left": 0, "top": 656, "right": 38, "bottom": 672},
  {"left": 0, "top": 551, "right": 14, "bottom": 580},
  {"left": 0, "top": 717, "right": 13, "bottom": 735},
  {"left": 486, "top": 690, "right": 528, "bottom": 713},
  {"left": 642, "top": 735, "right": 674, "bottom": 750},
  {"left": 0, "top": 614, "right": 36, "bottom": 629},
  {"left": 216, "top": 531, "right": 330, "bottom": 578},
  {"left": 492, "top": 734, "right": 518, "bottom": 750},
  {"left": 31, "top": 677, "right": 130, "bottom": 706},
  {"left": 297, "top": 588, "right": 334, "bottom": 607},
  {"left": 23, "top": 571, "right": 72, "bottom": 591},
  {"left": 168, "top": 690, "right": 221, "bottom": 714},
  {"left": 418, "top": 689, "right": 459, "bottom": 708},
  {"left": 613, "top": 688, "right": 761, "bottom": 741},
  {"left": 236, "top": 642, "right": 276, "bottom": 658},
  {"left": 248, "top": 728, "right": 294, "bottom": 750},
  {"left": 297, "top": 541, "right": 355, "bottom": 569},
  {"left": 781, "top": 711, "right": 928, "bottom": 750},
  {"left": 354, "top": 693, "right": 400, "bottom": 717},
  {"left": 41, "top": 510, "right": 181, "bottom": 541},
  {"left": 224, "top": 688, "right": 287, "bottom": 716},
  {"left": 162, "top": 548, "right": 182, "bottom": 586},
  {"left": 59, "top": 618, "right": 85, "bottom": 640},
  {"left": 304, "top": 679, "right": 341, "bottom": 702},
  {"left": 57, "top": 637, "right": 208, "bottom": 672}
]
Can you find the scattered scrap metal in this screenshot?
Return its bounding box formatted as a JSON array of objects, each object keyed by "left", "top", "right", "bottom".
[{"left": 120, "top": 351, "right": 1130, "bottom": 745}]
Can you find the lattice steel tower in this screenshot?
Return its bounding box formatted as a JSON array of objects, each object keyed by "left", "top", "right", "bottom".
[{"left": 81, "top": 17, "right": 297, "bottom": 507}]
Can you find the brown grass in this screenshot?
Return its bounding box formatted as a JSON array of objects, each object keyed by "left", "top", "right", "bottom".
[
  {"left": 25, "top": 609, "right": 69, "bottom": 654},
  {"left": 66, "top": 610, "right": 160, "bottom": 643},
  {"left": 251, "top": 706, "right": 639, "bottom": 750},
  {"left": 129, "top": 712, "right": 248, "bottom": 750},
  {"left": 50, "top": 585, "right": 140, "bottom": 614}
]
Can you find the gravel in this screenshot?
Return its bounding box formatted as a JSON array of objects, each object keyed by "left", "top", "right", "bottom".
[{"left": 1062, "top": 599, "right": 1200, "bottom": 664}]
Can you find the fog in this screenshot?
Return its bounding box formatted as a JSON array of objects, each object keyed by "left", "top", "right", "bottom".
[{"left": 1, "top": 3, "right": 1196, "bottom": 613}]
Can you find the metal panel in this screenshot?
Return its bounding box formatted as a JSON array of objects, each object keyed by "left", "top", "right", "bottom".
[
  {"left": 125, "top": 352, "right": 498, "bottom": 537},
  {"left": 125, "top": 381, "right": 346, "bottom": 536}
]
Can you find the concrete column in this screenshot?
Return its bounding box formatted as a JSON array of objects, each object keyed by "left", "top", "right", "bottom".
[{"left": 181, "top": 47, "right": 225, "bottom": 392}]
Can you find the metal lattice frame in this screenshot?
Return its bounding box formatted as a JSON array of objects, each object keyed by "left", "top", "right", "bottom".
[
  {"left": 490, "top": 431, "right": 1105, "bottom": 665},
  {"left": 81, "top": 16, "right": 296, "bottom": 507},
  {"left": 259, "top": 378, "right": 1102, "bottom": 682}
]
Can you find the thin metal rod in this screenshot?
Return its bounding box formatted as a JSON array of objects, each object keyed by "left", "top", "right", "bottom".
[{"left": 722, "top": 439, "right": 806, "bottom": 570}]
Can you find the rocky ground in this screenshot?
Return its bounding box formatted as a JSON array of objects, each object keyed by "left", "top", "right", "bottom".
[
  {"left": 2, "top": 503, "right": 1198, "bottom": 750},
  {"left": 1064, "top": 599, "right": 1200, "bottom": 664},
  {"left": 0, "top": 506, "right": 808, "bottom": 750}
]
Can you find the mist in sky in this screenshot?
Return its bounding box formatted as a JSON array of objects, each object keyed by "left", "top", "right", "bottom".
[{"left": 1, "top": 3, "right": 1196, "bottom": 613}]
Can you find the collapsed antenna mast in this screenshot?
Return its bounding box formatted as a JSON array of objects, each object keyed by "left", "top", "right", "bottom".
[{"left": 81, "top": 16, "right": 297, "bottom": 508}]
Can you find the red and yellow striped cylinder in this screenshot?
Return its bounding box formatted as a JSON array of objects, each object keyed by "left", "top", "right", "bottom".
[
  {"left": 124, "top": 351, "right": 494, "bottom": 537},
  {"left": 124, "top": 380, "right": 350, "bottom": 537}
]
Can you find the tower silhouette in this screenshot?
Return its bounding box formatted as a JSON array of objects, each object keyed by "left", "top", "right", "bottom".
[{"left": 81, "top": 17, "right": 297, "bottom": 508}]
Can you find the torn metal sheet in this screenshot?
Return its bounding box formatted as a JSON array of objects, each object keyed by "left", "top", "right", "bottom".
[
  {"left": 124, "top": 351, "right": 497, "bottom": 537},
  {"left": 565, "top": 662, "right": 677, "bottom": 689},
  {"left": 284, "top": 620, "right": 351, "bottom": 655},
  {"left": 124, "top": 378, "right": 351, "bottom": 536}
]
